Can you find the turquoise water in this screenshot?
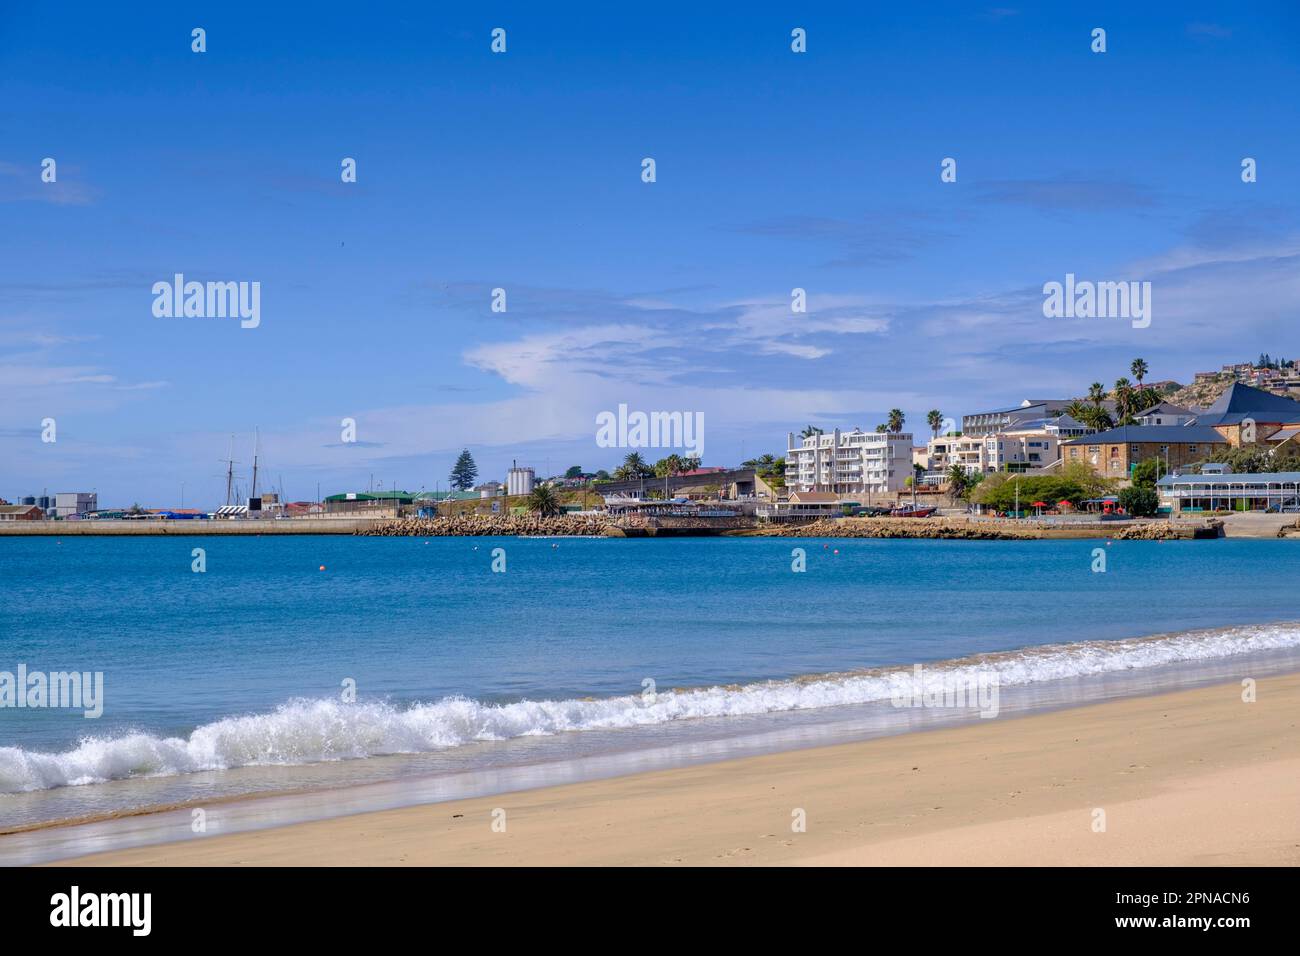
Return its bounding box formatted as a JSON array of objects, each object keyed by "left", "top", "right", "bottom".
[{"left": 2, "top": 534, "right": 1299, "bottom": 830}]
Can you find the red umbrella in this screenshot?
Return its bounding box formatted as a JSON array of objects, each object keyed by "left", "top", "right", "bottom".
[{"left": 1031, "top": 501, "right": 1047, "bottom": 508}]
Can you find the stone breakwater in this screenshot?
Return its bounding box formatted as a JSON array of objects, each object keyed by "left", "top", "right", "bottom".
[
  {"left": 1112, "top": 520, "right": 1222, "bottom": 540},
  {"left": 767, "top": 518, "right": 1038, "bottom": 540},
  {"left": 358, "top": 515, "right": 614, "bottom": 536}
]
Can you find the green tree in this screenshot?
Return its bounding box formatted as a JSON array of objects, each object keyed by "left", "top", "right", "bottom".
[
  {"left": 1118, "top": 485, "right": 1159, "bottom": 517},
  {"left": 887, "top": 409, "right": 906, "bottom": 433},
  {"left": 1206, "top": 447, "right": 1268, "bottom": 478},
  {"left": 799, "top": 425, "right": 823, "bottom": 440},
  {"left": 449, "top": 449, "right": 478, "bottom": 490},
  {"left": 526, "top": 484, "right": 561, "bottom": 516},
  {"left": 564, "top": 465, "right": 584, "bottom": 479},
  {"left": 1129, "top": 457, "right": 1168, "bottom": 489},
  {"left": 970, "top": 471, "right": 1010, "bottom": 506}
]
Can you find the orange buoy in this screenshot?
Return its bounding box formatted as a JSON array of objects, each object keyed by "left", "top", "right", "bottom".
[{"left": 319, "top": 565, "right": 326, "bottom": 571}]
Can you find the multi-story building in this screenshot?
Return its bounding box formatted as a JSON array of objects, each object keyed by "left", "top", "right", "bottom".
[
  {"left": 1192, "top": 383, "right": 1300, "bottom": 446},
  {"left": 53, "top": 492, "right": 97, "bottom": 518},
  {"left": 928, "top": 429, "right": 1061, "bottom": 476},
  {"left": 1135, "top": 402, "right": 1196, "bottom": 427},
  {"left": 1061, "top": 426, "right": 1228, "bottom": 479},
  {"left": 927, "top": 434, "right": 989, "bottom": 475},
  {"left": 961, "top": 399, "right": 1075, "bottom": 437},
  {"left": 785, "top": 428, "right": 913, "bottom": 496},
  {"left": 997, "top": 427, "right": 1061, "bottom": 472}
]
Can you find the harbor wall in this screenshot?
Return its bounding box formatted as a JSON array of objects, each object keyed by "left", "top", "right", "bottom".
[{"left": 0, "top": 519, "right": 378, "bottom": 535}]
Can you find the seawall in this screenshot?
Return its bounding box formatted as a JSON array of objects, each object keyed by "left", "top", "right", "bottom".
[{"left": 0, "top": 519, "right": 378, "bottom": 536}]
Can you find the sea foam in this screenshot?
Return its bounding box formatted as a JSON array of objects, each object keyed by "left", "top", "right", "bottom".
[{"left": 2, "top": 621, "right": 1297, "bottom": 794}]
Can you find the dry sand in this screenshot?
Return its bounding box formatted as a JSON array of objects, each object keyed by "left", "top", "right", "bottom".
[{"left": 52, "top": 673, "right": 1300, "bottom": 866}]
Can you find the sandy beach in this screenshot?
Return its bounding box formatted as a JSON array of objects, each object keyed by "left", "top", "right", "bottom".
[{"left": 47, "top": 672, "right": 1300, "bottom": 867}]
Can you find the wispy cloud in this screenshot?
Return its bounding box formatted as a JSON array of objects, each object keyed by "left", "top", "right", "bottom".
[
  {"left": 0, "top": 161, "right": 97, "bottom": 206},
  {"left": 735, "top": 210, "right": 957, "bottom": 268},
  {"left": 973, "top": 176, "right": 1160, "bottom": 212}
]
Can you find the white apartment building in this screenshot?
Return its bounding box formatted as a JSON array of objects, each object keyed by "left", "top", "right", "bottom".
[
  {"left": 928, "top": 430, "right": 1061, "bottom": 476},
  {"left": 927, "top": 434, "right": 989, "bottom": 476},
  {"left": 989, "top": 429, "right": 1060, "bottom": 472},
  {"left": 785, "top": 428, "right": 913, "bottom": 496}
]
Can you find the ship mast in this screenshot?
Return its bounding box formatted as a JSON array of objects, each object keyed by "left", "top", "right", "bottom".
[
  {"left": 224, "top": 435, "right": 238, "bottom": 506},
  {"left": 250, "top": 427, "right": 260, "bottom": 501}
]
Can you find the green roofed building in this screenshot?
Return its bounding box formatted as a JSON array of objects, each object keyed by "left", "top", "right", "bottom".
[{"left": 323, "top": 491, "right": 418, "bottom": 516}]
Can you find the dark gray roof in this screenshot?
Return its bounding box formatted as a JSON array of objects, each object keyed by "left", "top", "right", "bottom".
[
  {"left": 1061, "top": 425, "right": 1225, "bottom": 445},
  {"left": 1195, "top": 383, "right": 1300, "bottom": 426},
  {"left": 967, "top": 399, "right": 1071, "bottom": 416},
  {"left": 1135, "top": 401, "right": 1192, "bottom": 417},
  {"left": 1158, "top": 472, "right": 1300, "bottom": 486}
]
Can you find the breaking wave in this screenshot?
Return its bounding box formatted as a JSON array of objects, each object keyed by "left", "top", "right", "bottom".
[{"left": 3, "top": 621, "right": 1298, "bottom": 794}]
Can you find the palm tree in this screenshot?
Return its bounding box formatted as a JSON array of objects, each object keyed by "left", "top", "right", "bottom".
[
  {"left": 613, "top": 452, "right": 652, "bottom": 481},
  {"left": 1130, "top": 358, "right": 1148, "bottom": 387},
  {"left": 1063, "top": 399, "right": 1089, "bottom": 423},
  {"left": 799, "top": 425, "right": 823, "bottom": 440},
  {"left": 527, "top": 485, "right": 561, "bottom": 516},
  {"left": 887, "top": 409, "right": 905, "bottom": 433},
  {"left": 927, "top": 409, "right": 944, "bottom": 439},
  {"left": 945, "top": 463, "right": 969, "bottom": 504},
  {"left": 1114, "top": 377, "right": 1134, "bottom": 424},
  {"left": 1079, "top": 405, "right": 1114, "bottom": 432},
  {"left": 654, "top": 454, "right": 686, "bottom": 478},
  {"left": 1087, "top": 382, "right": 1106, "bottom": 408}
]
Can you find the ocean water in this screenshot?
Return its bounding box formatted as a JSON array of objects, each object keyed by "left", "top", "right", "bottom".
[{"left": 2, "top": 534, "right": 1300, "bottom": 845}]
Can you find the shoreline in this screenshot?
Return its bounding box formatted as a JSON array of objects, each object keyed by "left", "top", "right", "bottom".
[
  {"left": 31, "top": 671, "right": 1300, "bottom": 866},
  {"left": 0, "top": 515, "right": 1248, "bottom": 539}
]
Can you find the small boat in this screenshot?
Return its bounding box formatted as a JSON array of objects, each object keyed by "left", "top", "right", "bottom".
[{"left": 890, "top": 504, "right": 936, "bottom": 517}]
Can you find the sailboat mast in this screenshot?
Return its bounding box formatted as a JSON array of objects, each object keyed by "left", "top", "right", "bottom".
[
  {"left": 250, "top": 427, "right": 260, "bottom": 501},
  {"left": 225, "top": 435, "right": 235, "bottom": 507}
]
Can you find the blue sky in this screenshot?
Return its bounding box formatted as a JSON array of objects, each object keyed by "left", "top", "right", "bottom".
[{"left": 2, "top": 2, "right": 1297, "bottom": 506}]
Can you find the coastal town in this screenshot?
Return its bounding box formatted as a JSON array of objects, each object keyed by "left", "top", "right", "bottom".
[{"left": 5, "top": 356, "right": 1300, "bottom": 537}]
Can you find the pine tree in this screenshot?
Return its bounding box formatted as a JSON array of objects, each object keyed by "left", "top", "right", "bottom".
[{"left": 449, "top": 449, "right": 479, "bottom": 490}]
